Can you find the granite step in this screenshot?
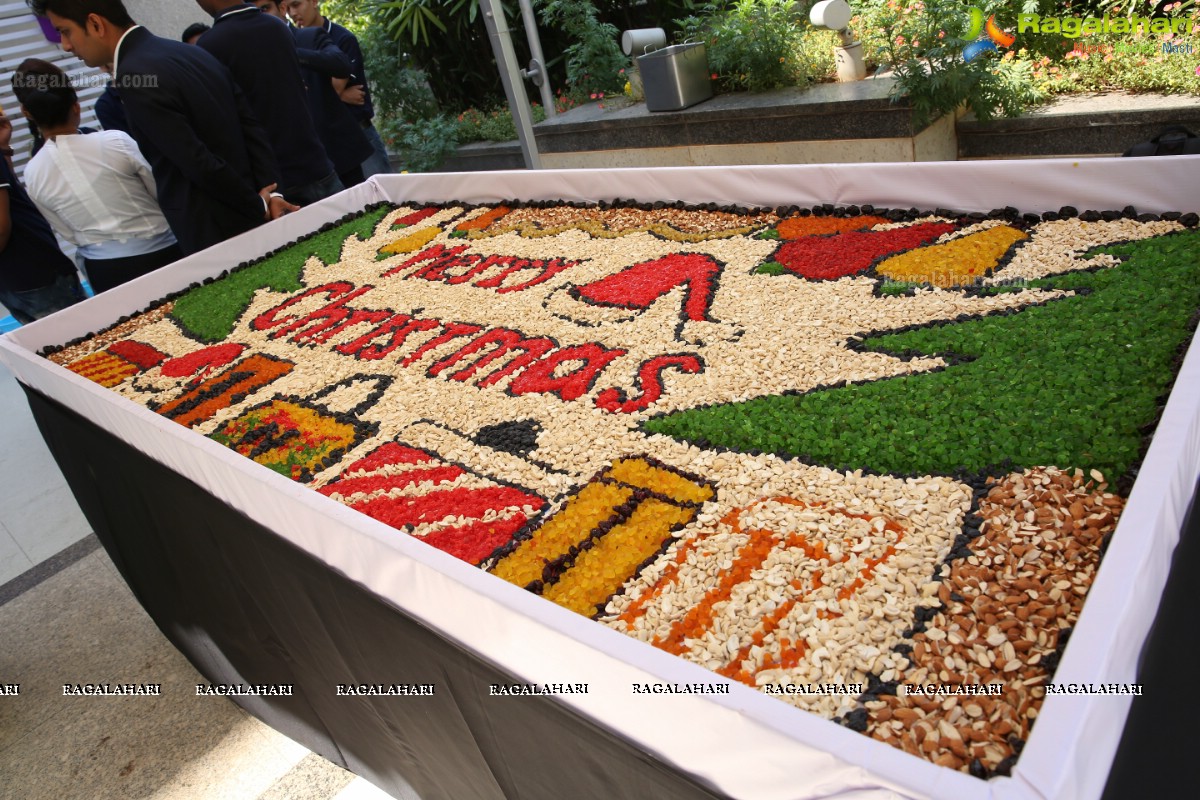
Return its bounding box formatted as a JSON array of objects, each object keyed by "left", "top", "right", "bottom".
[
  {"left": 405, "top": 86, "right": 1200, "bottom": 171},
  {"left": 957, "top": 91, "right": 1200, "bottom": 159}
]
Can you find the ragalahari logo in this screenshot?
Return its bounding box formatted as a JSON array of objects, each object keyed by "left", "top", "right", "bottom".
[{"left": 962, "top": 7, "right": 1016, "bottom": 62}]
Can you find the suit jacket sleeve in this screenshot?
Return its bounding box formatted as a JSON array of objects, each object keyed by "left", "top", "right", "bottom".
[
  {"left": 230, "top": 80, "right": 279, "bottom": 193},
  {"left": 296, "top": 28, "right": 351, "bottom": 78},
  {"left": 339, "top": 31, "right": 366, "bottom": 87},
  {"left": 118, "top": 71, "right": 272, "bottom": 223}
]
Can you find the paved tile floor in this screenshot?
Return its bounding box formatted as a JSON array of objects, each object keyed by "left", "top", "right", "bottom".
[
  {"left": 0, "top": 361, "right": 401, "bottom": 800},
  {"left": 0, "top": 362, "right": 93, "bottom": 586}
]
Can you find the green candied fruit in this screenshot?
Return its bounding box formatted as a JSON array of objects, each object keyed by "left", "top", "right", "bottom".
[
  {"left": 646, "top": 230, "right": 1200, "bottom": 484},
  {"left": 754, "top": 261, "right": 787, "bottom": 275},
  {"left": 172, "top": 205, "right": 393, "bottom": 342}
]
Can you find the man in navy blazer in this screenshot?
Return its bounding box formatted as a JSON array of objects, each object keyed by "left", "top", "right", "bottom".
[
  {"left": 254, "top": 0, "right": 372, "bottom": 188},
  {"left": 30, "top": 0, "right": 295, "bottom": 255},
  {"left": 196, "top": 1, "right": 342, "bottom": 206},
  {"left": 285, "top": 0, "right": 391, "bottom": 178}
]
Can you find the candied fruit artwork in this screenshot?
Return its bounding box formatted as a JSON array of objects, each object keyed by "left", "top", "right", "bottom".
[
  {"left": 491, "top": 456, "right": 713, "bottom": 617},
  {"left": 320, "top": 442, "right": 546, "bottom": 565},
  {"left": 764, "top": 221, "right": 957, "bottom": 280},
  {"left": 378, "top": 226, "right": 441, "bottom": 256},
  {"left": 874, "top": 225, "right": 1028, "bottom": 287},
  {"left": 609, "top": 497, "right": 908, "bottom": 686},
  {"left": 65, "top": 340, "right": 166, "bottom": 387},
  {"left": 209, "top": 399, "right": 360, "bottom": 482},
  {"left": 156, "top": 353, "right": 295, "bottom": 428},
  {"left": 648, "top": 231, "right": 1197, "bottom": 482},
  {"left": 775, "top": 214, "right": 891, "bottom": 239},
  {"left": 459, "top": 204, "right": 777, "bottom": 242},
  {"left": 42, "top": 199, "right": 1200, "bottom": 778}
]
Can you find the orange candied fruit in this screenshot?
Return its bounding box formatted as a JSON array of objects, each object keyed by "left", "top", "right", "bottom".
[
  {"left": 455, "top": 205, "right": 511, "bottom": 233},
  {"left": 776, "top": 215, "right": 890, "bottom": 240}
]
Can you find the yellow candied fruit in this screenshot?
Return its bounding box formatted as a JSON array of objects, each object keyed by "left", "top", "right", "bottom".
[
  {"left": 608, "top": 458, "right": 713, "bottom": 504},
  {"left": 490, "top": 481, "right": 633, "bottom": 587},
  {"left": 378, "top": 226, "right": 441, "bottom": 255},
  {"left": 542, "top": 498, "right": 695, "bottom": 617},
  {"left": 66, "top": 351, "right": 140, "bottom": 388},
  {"left": 876, "top": 225, "right": 1028, "bottom": 287}
]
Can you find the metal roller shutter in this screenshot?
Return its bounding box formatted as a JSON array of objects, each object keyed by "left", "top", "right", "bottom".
[{"left": 0, "top": 3, "right": 107, "bottom": 179}]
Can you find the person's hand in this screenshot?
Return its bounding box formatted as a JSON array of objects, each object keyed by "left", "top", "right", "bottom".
[
  {"left": 267, "top": 193, "right": 300, "bottom": 220},
  {"left": 259, "top": 183, "right": 300, "bottom": 220},
  {"left": 339, "top": 85, "right": 366, "bottom": 106}
]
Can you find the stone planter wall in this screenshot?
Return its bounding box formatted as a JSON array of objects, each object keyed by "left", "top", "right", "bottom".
[
  {"left": 424, "top": 77, "right": 957, "bottom": 172},
  {"left": 533, "top": 78, "right": 957, "bottom": 168},
  {"left": 412, "top": 82, "right": 1200, "bottom": 172},
  {"left": 957, "top": 91, "right": 1200, "bottom": 159}
]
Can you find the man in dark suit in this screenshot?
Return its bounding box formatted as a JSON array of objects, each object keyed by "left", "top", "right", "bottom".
[
  {"left": 254, "top": 0, "right": 372, "bottom": 188},
  {"left": 93, "top": 81, "right": 127, "bottom": 132},
  {"left": 196, "top": 1, "right": 342, "bottom": 206},
  {"left": 285, "top": 0, "right": 392, "bottom": 178},
  {"left": 29, "top": 0, "right": 296, "bottom": 255}
]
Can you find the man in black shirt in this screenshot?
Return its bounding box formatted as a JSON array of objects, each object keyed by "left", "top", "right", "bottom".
[
  {"left": 181, "top": 22, "right": 209, "bottom": 44},
  {"left": 93, "top": 81, "right": 127, "bottom": 132}
]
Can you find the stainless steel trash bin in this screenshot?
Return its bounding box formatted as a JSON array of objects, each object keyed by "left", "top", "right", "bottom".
[{"left": 636, "top": 42, "right": 713, "bottom": 112}]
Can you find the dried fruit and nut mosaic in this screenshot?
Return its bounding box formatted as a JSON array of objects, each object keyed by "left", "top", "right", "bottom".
[{"left": 45, "top": 200, "right": 1200, "bottom": 778}]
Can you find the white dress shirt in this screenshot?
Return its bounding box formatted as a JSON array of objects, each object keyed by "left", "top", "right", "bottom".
[{"left": 24, "top": 130, "right": 176, "bottom": 261}]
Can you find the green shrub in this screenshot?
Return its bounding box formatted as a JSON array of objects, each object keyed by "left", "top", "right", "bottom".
[
  {"left": 541, "top": 0, "right": 628, "bottom": 97},
  {"left": 361, "top": 23, "right": 442, "bottom": 122},
  {"left": 852, "top": 0, "right": 1045, "bottom": 127},
  {"left": 1030, "top": 27, "right": 1200, "bottom": 95},
  {"left": 679, "top": 0, "right": 825, "bottom": 92},
  {"left": 381, "top": 103, "right": 548, "bottom": 172},
  {"left": 796, "top": 26, "right": 839, "bottom": 81},
  {"left": 380, "top": 113, "right": 462, "bottom": 172},
  {"left": 455, "top": 104, "right": 548, "bottom": 142},
  {"left": 367, "top": 0, "right": 509, "bottom": 111}
]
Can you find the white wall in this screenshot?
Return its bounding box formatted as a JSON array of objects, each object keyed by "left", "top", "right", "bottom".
[{"left": 125, "top": 0, "right": 210, "bottom": 42}]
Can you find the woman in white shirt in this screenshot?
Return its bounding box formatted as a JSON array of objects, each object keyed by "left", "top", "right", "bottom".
[{"left": 14, "top": 59, "right": 180, "bottom": 293}]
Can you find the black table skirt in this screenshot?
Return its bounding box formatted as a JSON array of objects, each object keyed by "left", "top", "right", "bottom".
[
  {"left": 24, "top": 385, "right": 1199, "bottom": 799},
  {"left": 26, "top": 385, "right": 725, "bottom": 800}
]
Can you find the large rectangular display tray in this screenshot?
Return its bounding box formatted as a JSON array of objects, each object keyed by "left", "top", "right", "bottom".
[{"left": 3, "top": 159, "right": 1199, "bottom": 800}]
